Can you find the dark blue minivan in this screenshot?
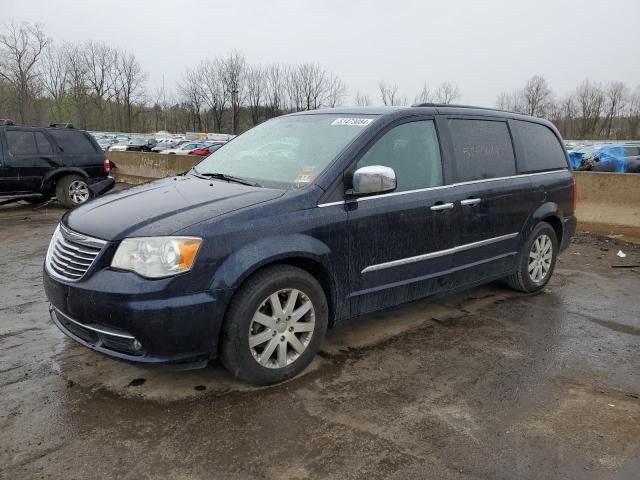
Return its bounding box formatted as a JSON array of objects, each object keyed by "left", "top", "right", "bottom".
[{"left": 43, "top": 105, "right": 576, "bottom": 385}]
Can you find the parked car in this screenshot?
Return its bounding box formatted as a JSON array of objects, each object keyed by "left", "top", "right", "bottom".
[
  {"left": 159, "top": 142, "right": 208, "bottom": 154},
  {"left": 0, "top": 121, "right": 114, "bottom": 207},
  {"left": 151, "top": 141, "right": 177, "bottom": 153},
  {"left": 96, "top": 138, "right": 116, "bottom": 151},
  {"left": 189, "top": 144, "right": 224, "bottom": 156},
  {"left": 109, "top": 137, "right": 156, "bottom": 153},
  {"left": 44, "top": 105, "right": 576, "bottom": 385},
  {"left": 570, "top": 143, "right": 640, "bottom": 172}
]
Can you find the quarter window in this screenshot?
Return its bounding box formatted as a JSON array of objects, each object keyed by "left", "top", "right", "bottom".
[
  {"left": 448, "top": 119, "right": 516, "bottom": 182},
  {"left": 35, "top": 132, "right": 54, "bottom": 154},
  {"left": 48, "top": 130, "right": 97, "bottom": 154},
  {"left": 357, "top": 120, "right": 443, "bottom": 192},
  {"left": 6, "top": 130, "right": 38, "bottom": 155},
  {"left": 512, "top": 120, "right": 567, "bottom": 172}
]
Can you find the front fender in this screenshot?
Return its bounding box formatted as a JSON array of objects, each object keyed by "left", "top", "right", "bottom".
[{"left": 210, "top": 234, "right": 332, "bottom": 291}]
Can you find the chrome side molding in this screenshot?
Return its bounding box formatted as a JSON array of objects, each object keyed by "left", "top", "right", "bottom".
[{"left": 361, "top": 232, "right": 519, "bottom": 273}]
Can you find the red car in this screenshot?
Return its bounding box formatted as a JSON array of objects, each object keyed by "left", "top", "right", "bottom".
[{"left": 189, "top": 144, "right": 224, "bottom": 156}]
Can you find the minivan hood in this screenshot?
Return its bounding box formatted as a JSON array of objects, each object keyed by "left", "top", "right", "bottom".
[{"left": 64, "top": 176, "right": 286, "bottom": 241}]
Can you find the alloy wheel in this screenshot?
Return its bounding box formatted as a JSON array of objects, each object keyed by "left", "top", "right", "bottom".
[
  {"left": 528, "top": 234, "right": 553, "bottom": 283},
  {"left": 68, "top": 180, "right": 90, "bottom": 204},
  {"left": 248, "top": 288, "right": 315, "bottom": 369}
]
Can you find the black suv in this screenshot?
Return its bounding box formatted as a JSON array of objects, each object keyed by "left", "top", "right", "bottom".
[
  {"left": 44, "top": 105, "right": 576, "bottom": 385},
  {"left": 0, "top": 121, "right": 114, "bottom": 207}
]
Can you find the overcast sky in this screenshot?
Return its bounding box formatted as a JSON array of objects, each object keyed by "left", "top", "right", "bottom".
[{"left": 5, "top": 0, "right": 640, "bottom": 106}]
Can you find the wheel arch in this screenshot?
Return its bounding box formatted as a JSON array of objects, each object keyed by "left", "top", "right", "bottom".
[
  {"left": 210, "top": 235, "right": 340, "bottom": 336},
  {"left": 528, "top": 202, "right": 564, "bottom": 245},
  {"left": 41, "top": 168, "right": 89, "bottom": 191}
]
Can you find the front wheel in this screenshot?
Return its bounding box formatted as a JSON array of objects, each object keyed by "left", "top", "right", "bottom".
[
  {"left": 55, "top": 175, "right": 92, "bottom": 208},
  {"left": 220, "top": 265, "right": 328, "bottom": 385},
  {"left": 507, "top": 222, "right": 558, "bottom": 293}
]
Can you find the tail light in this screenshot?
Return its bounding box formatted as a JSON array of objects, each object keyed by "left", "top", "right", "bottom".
[
  {"left": 103, "top": 158, "right": 111, "bottom": 174},
  {"left": 572, "top": 175, "right": 577, "bottom": 212}
]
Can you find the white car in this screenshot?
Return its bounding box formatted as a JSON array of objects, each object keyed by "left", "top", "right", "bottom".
[{"left": 159, "top": 142, "right": 207, "bottom": 154}]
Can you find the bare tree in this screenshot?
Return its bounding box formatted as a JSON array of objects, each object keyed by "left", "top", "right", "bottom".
[
  {"left": 41, "top": 42, "right": 68, "bottom": 121},
  {"left": 434, "top": 82, "right": 460, "bottom": 104},
  {"left": 220, "top": 51, "right": 246, "bottom": 134},
  {"left": 627, "top": 85, "right": 640, "bottom": 139},
  {"left": 200, "top": 59, "right": 228, "bottom": 131},
  {"left": 178, "top": 66, "right": 204, "bottom": 131},
  {"left": 325, "top": 73, "right": 346, "bottom": 108},
  {"left": 414, "top": 82, "right": 433, "bottom": 104},
  {"left": 496, "top": 90, "right": 524, "bottom": 112},
  {"left": 0, "top": 22, "right": 49, "bottom": 123},
  {"left": 522, "top": 75, "right": 553, "bottom": 117},
  {"left": 265, "top": 63, "right": 285, "bottom": 118},
  {"left": 379, "top": 81, "right": 400, "bottom": 106},
  {"left": 285, "top": 64, "right": 304, "bottom": 111},
  {"left": 65, "top": 42, "right": 91, "bottom": 128},
  {"left": 601, "top": 81, "right": 628, "bottom": 138},
  {"left": 245, "top": 64, "right": 265, "bottom": 125},
  {"left": 116, "top": 50, "right": 147, "bottom": 132},
  {"left": 575, "top": 79, "right": 604, "bottom": 138},
  {"left": 298, "top": 62, "right": 328, "bottom": 110},
  {"left": 354, "top": 90, "right": 372, "bottom": 106},
  {"left": 83, "top": 41, "right": 117, "bottom": 129}
]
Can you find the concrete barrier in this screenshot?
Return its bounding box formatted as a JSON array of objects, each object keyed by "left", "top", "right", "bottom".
[
  {"left": 107, "top": 151, "right": 199, "bottom": 184},
  {"left": 107, "top": 152, "right": 639, "bottom": 240},
  {"left": 574, "top": 171, "right": 640, "bottom": 241}
]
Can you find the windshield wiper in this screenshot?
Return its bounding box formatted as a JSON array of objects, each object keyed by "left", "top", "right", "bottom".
[{"left": 191, "top": 169, "right": 261, "bottom": 187}]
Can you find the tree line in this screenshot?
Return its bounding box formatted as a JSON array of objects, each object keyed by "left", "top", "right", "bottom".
[
  {"left": 497, "top": 75, "right": 640, "bottom": 140},
  {"left": 1, "top": 22, "right": 638, "bottom": 139}
]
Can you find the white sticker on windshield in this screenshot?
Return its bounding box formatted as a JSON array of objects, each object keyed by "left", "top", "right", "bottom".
[{"left": 331, "top": 118, "right": 374, "bottom": 127}]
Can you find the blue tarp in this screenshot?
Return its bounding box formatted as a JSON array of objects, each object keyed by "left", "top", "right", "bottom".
[{"left": 593, "top": 144, "right": 627, "bottom": 173}]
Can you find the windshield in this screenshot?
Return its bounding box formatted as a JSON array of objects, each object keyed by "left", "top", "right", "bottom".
[{"left": 194, "top": 114, "right": 378, "bottom": 189}]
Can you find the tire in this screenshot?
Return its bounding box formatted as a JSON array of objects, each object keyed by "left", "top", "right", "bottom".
[
  {"left": 507, "top": 222, "right": 558, "bottom": 293},
  {"left": 220, "top": 264, "right": 328, "bottom": 385},
  {"left": 55, "top": 175, "right": 91, "bottom": 208}
]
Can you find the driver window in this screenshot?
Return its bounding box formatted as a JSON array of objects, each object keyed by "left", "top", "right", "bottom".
[{"left": 357, "top": 120, "right": 443, "bottom": 192}]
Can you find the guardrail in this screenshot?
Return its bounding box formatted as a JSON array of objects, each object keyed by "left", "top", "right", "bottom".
[{"left": 108, "top": 152, "right": 639, "bottom": 241}]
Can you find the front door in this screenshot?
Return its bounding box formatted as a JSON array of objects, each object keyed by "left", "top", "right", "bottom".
[{"left": 347, "top": 118, "right": 459, "bottom": 315}]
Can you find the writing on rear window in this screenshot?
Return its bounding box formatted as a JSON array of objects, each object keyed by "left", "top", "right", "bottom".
[
  {"left": 463, "top": 144, "right": 501, "bottom": 159},
  {"left": 331, "top": 118, "right": 373, "bottom": 126}
]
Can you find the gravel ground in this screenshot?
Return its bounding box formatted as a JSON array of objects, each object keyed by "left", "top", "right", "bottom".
[{"left": 0, "top": 198, "right": 639, "bottom": 480}]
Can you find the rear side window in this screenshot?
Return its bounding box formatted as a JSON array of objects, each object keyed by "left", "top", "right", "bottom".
[
  {"left": 448, "top": 119, "right": 516, "bottom": 182},
  {"left": 357, "top": 120, "right": 443, "bottom": 192},
  {"left": 35, "top": 132, "right": 54, "bottom": 154},
  {"left": 624, "top": 145, "right": 640, "bottom": 157},
  {"left": 512, "top": 121, "right": 567, "bottom": 172},
  {"left": 6, "top": 130, "right": 38, "bottom": 155},
  {"left": 48, "top": 130, "right": 98, "bottom": 154}
]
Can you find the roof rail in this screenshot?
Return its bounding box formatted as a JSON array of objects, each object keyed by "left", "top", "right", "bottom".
[
  {"left": 411, "top": 102, "right": 514, "bottom": 114},
  {"left": 1, "top": 118, "right": 15, "bottom": 126},
  {"left": 48, "top": 122, "right": 74, "bottom": 129}
]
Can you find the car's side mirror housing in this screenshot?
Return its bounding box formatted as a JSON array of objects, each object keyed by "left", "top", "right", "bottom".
[{"left": 349, "top": 165, "right": 397, "bottom": 196}]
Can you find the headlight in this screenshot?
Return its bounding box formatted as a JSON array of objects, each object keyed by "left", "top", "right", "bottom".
[{"left": 111, "top": 236, "right": 202, "bottom": 278}]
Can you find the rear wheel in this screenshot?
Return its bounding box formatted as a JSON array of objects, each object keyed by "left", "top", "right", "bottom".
[
  {"left": 55, "top": 175, "right": 91, "bottom": 208},
  {"left": 507, "top": 222, "right": 558, "bottom": 293},
  {"left": 220, "top": 265, "right": 328, "bottom": 385}
]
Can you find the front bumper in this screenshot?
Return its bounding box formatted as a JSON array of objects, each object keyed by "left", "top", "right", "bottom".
[{"left": 44, "top": 267, "right": 233, "bottom": 365}]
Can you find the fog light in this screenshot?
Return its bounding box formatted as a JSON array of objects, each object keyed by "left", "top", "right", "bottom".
[{"left": 132, "top": 339, "right": 143, "bottom": 351}]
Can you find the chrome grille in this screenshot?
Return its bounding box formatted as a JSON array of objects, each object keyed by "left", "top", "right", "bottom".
[{"left": 46, "top": 224, "right": 106, "bottom": 282}]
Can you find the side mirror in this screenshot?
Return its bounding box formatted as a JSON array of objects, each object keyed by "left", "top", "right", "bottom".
[{"left": 350, "top": 165, "right": 396, "bottom": 196}]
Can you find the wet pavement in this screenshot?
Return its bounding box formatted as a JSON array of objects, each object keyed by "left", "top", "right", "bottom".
[{"left": 1, "top": 199, "right": 639, "bottom": 479}]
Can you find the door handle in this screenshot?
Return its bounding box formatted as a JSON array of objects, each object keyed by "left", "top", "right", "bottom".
[
  {"left": 460, "top": 198, "right": 481, "bottom": 207},
  {"left": 430, "top": 202, "right": 454, "bottom": 211}
]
